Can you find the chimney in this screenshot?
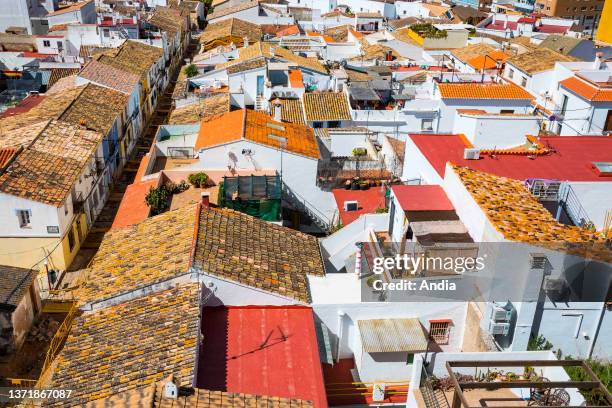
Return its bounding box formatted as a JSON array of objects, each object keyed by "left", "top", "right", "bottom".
[
  {"left": 200, "top": 192, "right": 210, "bottom": 207},
  {"left": 273, "top": 98, "right": 282, "bottom": 122},
  {"left": 594, "top": 52, "right": 604, "bottom": 70}
]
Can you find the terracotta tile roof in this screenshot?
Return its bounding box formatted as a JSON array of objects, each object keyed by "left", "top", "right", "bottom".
[
  {"left": 75, "top": 205, "right": 197, "bottom": 305},
  {"left": 45, "top": 284, "right": 200, "bottom": 407},
  {"left": 467, "top": 49, "right": 509, "bottom": 70},
  {"left": 560, "top": 76, "right": 612, "bottom": 102},
  {"left": 277, "top": 98, "right": 306, "bottom": 124},
  {"left": 46, "top": 74, "right": 78, "bottom": 94},
  {"left": 201, "top": 18, "right": 262, "bottom": 50},
  {"left": 0, "top": 265, "right": 36, "bottom": 307},
  {"left": 218, "top": 42, "right": 327, "bottom": 74},
  {"left": 96, "top": 40, "right": 163, "bottom": 80},
  {"left": 168, "top": 94, "right": 231, "bottom": 124},
  {"left": 451, "top": 43, "right": 496, "bottom": 63},
  {"left": 0, "top": 120, "right": 103, "bottom": 206},
  {"left": 59, "top": 83, "right": 129, "bottom": 135},
  {"left": 86, "top": 381, "right": 314, "bottom": 407},
  {"left": 303, "top": 92, "right": 351, "bottom": 121},
  {"left": 110, "top": 178, "right": 159, "bottom": 230},
  {"left": 226, "top": 55, "right": 267, "bottom": 74},
  {"left": 48, "top": 68, "right": 80, "bottom": 88},
  {"left": 0, "top": 86, "right": 85, "bottom": 140},
  {"left": 148, "top": 6, "right": 188, "bottom": 37},
  {"left": 355, "top": 11, "right": 383, "bottom": 18},
  {"left": 46, "top": 0, "right": 92, "bottom": 16},
  {"left": 192, "top": 207, "right": 324, "bottom": 302},
  {"left": 506, "top": 48, "right": 576, "bottom": 74},
  {"left": 195, "top": 109, "right": 245, "bottom": 149},
  {"left": 196, "top": 109, "right": 320, "bottom": 159},
  {"left": 289, "top": 69, "right": 304, "bottom": 88},
  {"left": 78, "top": 59, "right": 140, "bottom": 94},
  {"left": 0, "top": 147, "right": 17, "bottom": 168},
  {"left": 207, "top": 0, "right": 259, "bottom": 20},
  {"left": 323, "top": 25, "right": 351, "bottom": 42},
  {"left": 453, "top": 165, "right": 603, "bottom": 244},
  {"left": 0, "top": 120, "right": 50, "bottom": 150},
  {"left": 437, "top": 82, "right": 533, "bottom": 100}
]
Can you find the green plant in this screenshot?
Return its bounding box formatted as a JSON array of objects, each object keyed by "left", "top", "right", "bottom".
[
  {"left": 409, "top": 23, "right": 448, "bottom": 39},
  {"left": 352, "top": 147, "right": 367, "bottom": 157},
  {"left": 145, "top": 185, "right": 171, "bottom": 215},
  {"left": 374, "top": 207, "right": 388, "bottom": 214},
  {"left": 528, "top": 334, "right": 553, "bottom": 351},
  {"left": 565, "top": 359, "right": 611, "bottom": 405},
  {"left": 188, "top": 172, "right": 209, "bottom": 188},
  {"left": 184, "top": 64, "right": 198, "bottom": 78}
]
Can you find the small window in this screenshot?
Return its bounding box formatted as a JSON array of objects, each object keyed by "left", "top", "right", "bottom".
[
  {"left": 421, "top": 118, "right": 434, "bottom": 131},
  {"left": 429, "top": 321, "right": 451, "bottom": 344},
  {"left": 521, "top": 76, "right": 528, "bottom": 87},
  {"left": 406, "top": 353, "right": 415, "bottom": 364},
  {"left": 68, "top": 227, "right": 76, "bottom": 251},
  {"left": 508, "top": 68, "right": 514, "bottom": 79},
  {"left": 500, "top": 109, "right": 515, "bottom": 114},
  {"left": 17, "top": 210, "right": 31, "bottom": 228},
  {"left": 43, "top": 40, "right": 50, "bottom": 47}
]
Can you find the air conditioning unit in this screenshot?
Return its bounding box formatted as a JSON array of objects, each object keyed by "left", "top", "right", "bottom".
[
  {"left": 543, "top": 277, "right": 567, "bottom": 294},
  {"left": 464, "top": 148, "right": 480, "bottom": 160},
  {"left": 492, "top": 307, "right": 511, "bottom": 322},
  {"left": 344, "top": 200, "right": 358, "bottom": 211},
  {"left": 489, "top": 321, "right": 510, "bottom": 336}
]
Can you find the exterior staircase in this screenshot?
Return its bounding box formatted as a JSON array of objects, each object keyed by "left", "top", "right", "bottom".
[
  {"left": 420, "top": 373, "right": 450, "bottom": 408},
  {"left": 281, "top": 182, "right": 333, "bottom": 234}
]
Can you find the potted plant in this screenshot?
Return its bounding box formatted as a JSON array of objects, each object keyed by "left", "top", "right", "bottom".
[
  {"left": 352, "top": 147, "right": 367, "bottom": 157},
  {"left": 360, "top": 181, "right": 369, "bottom": 190},
  {"left": 344, "top": 180, "right": 352, "bottom": 190},
  {"left": 188, "top": 172, "right": 209, "bottom": 188}
]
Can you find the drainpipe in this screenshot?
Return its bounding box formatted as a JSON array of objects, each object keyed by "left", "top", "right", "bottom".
[
  {"left": 586, "top": 106, "right": 596, "bottom": 135},
  {"left": 336, "top": 312, "right": 346, "bottom": 363},
  {"left": 588, "top": 303, "right": 606, "bottom": 358}
]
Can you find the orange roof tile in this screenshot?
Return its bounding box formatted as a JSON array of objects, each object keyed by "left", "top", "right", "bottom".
[
  {"left": 560, "top": 76, "right": 612, "bottom": 102},
  {"left": 467, "top": 50, "right": 510, "bottom": 70},
  {"left": 0, "top": 148, "right": 17, "bottom": 168},
  {"left": 437, "top": 82, "right": 532, "bottom": 100},
  {"left": 46, "top": 0, "right": 92, "bottom": 16},
  {"left": 277, "top": 25, "right": 301, "bottom": 36},
  {"left": 196, "top": 110, "right": 320, "bottom": 159},
  {"left": 111, "top": 178, "right": 160, "bottom": 230},
  {"left": 289, "top": 69, "right": 304, "bottom": 88},
  {"left": 195, "top": 109, "right": 245, "bottom": 150}
]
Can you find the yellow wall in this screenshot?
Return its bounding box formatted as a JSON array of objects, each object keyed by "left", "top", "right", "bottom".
[
  {"left": 0, "top": 213, "right": 89, "bottom": 275},
  {"left": 596, "top": 0, "right": 612, "bottom": 44}
]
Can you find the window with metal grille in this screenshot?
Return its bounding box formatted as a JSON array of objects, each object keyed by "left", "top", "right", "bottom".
[{"left": 429, "top": 321, "right": 450, "bottom": 344}]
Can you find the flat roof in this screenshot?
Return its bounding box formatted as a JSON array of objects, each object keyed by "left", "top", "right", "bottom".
[
  {"left": 391, "top": 184, "right": 455, "bottom": 212},
  {"left": 409, "top": 134, "right": 612, "bottom": 182},
  {"left": 332, "top": 187, "right": 386, "bottom": 226},
  {"left": 198, "top": 306, "right": 327, "bottom": 408}
]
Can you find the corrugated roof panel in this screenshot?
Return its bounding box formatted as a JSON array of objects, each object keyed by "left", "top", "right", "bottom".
[{"left": 358, "top": 318, "right": 429, "bottom": 353}]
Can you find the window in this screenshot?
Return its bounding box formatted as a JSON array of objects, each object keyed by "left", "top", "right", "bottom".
[
  {"left": 508, "top": 68, "right": 514, "bottom": 79},
  {"left": 406, "top": 353, "right": 415, "bottom": 364},
  {"left": 500, "top": 109, "right": 515, "bottom": 114},
  {"left": 581, "top": 6, "right": 586, "bottom": 10},
  {"left": 521, "top": 76, "right": 528, "bottom": 87},
  {"left": 43, "top": 40, "right": 50, "bottom": 47},
  {"left": 421, "top": 118, "right": 434, "bottom": 131},
  {"left": 68, "top": 227, "right": 76, "bottom": 251},
  {"left": 429, "top": 321, "right": 451, "bottom": 344},
  {"left": 17, "top": 209, "right": 31, "bottom": 228}
]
